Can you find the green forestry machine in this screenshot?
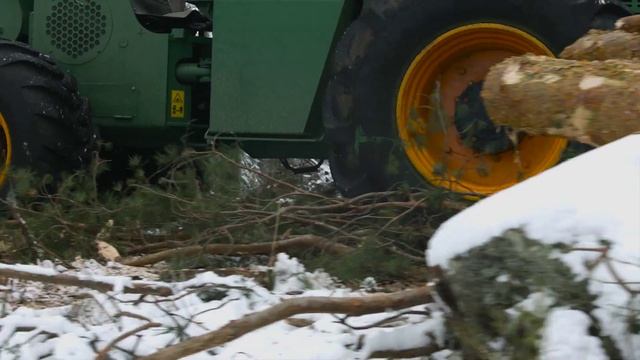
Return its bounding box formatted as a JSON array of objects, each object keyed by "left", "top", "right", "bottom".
[{"left": 0, "top": 0, "right": 634, "bottom": 197}]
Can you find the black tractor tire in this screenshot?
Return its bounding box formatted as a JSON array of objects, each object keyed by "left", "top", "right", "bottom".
[
  {"left": 323, "top": 0, "right": 629, "bottom": 197},
  {"left": 0, "top": 40, "right": 95, "bottom": 193}
]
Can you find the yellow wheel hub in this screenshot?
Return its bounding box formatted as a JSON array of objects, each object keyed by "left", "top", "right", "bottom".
[
  {"left": 396, "top": 23, "right": 567, "bottom": 195},
  {"left": 0, "top": 111, "right": 12, "bottom": 187}
]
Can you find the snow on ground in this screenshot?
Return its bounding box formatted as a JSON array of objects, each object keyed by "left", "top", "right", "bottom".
[
  {"left": 428, "top": 134, "right": 640, "bottom": 359},
  {"left": 540, "top": 308, "right": 607, "bottom": 360},
  {"left": 0, "top": 255, "right": 443, "bottom": 359},
  {"left": 4, "top": 136, "right": 640, "bottom": 358}
]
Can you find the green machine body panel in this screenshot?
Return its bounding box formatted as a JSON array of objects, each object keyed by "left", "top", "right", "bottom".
[
  {"left": 8, "top": 0, "right": 357, "bottom": 155},
  {"left": 0, "top": 1, "right": 23, "bottom": 40},
  {"left": 208, "top": 0, "right": 346, "bottom": 136},
  {"left": 29, "top": 0, "right": 194, "bottom": 148},
  {"left": 623, "top": 0, "right": 640, "bottom": 12}
]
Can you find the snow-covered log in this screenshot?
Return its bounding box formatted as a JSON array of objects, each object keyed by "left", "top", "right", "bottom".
[{"left": 0, "top": 263, "right": 173, "bottom": 296}]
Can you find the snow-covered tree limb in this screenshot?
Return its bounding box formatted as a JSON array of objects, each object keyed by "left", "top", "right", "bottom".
[
  {"left": 0, "top": 264, "right": 173, "bottom": 296},
  {"left": 140, "top": 286, "right": 433, "bottom": 360}
]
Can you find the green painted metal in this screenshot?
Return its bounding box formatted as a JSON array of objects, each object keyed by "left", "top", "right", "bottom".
[
  {"left": 165, "top": 29, "right": 195, "bottom": 128},
  {"left": 176, "top": 62, "right": 211, "bottom": 83},
  {"left": 6, "top": 0, "right": 638, "bottom": 161},
  {"left": 30, "top": 0, "right": 195, "bottom": 148},
  {"left": 19, "top": 0, "right": 34, "bottom": 39},
  {"left": 623, "top": 0, "right": 640, "bottom": 13},
  {"left": 209, "top": 0, "right": 346, "bottom": 135},
  {"left": 242, "top": 139, "right": 328, "bottom": 159},
  {"left": 0, "top": 1, "right": 23, "bottom": 40},
  {"left": 35, "top": 0, "right": 114, "bottom": 65},
  {"left": 21, "top": 0, "right": 355, "bottom": 153}
]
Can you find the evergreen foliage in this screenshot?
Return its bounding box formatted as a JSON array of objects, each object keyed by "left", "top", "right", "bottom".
[
  {"left": 446, "top": 229, "right": 618, "bottom": 359},
  {"left": 0, "top": 145, "right": 464, "bottom": 283}
]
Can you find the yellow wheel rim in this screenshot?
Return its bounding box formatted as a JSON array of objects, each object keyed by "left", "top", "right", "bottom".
[
  {"left": 396, "top": 23, "right": 567, "bottom": 195},
  {"left": 0, "top": 111, "right": 12, "bottom": 187}
]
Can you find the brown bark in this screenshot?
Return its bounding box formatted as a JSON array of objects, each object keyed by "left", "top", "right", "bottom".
[
  {"left": 0, "top": 267, "right": 174, "bottom": 296},
  {"left": 95, "top": 322, "right": 162, "bottom": 360},
  {"left": 481, "top": 55, "right": 640, "bottom": 145},
  {"left": 370, "top": 345, "right": 442, "bottom": 359},
  {"left": 560, "top": 29, "right": 640, "bottom": 61},
  {"left": 615, "top": 14, "right": 640, "bottom": 34},
  {"left": 139, "top": 286, "right": 433, "bottom": 360},
  {"left": 121, "top": 235, "right": 353, "bottom": 267}
]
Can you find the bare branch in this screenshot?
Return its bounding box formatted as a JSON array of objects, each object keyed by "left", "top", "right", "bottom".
[
  {"left": 140, "top": 286, "right": 432, "bottom": 360},
  {"left": 95, "top": 321, "right": 162, "bottom": 360},
  {"left": 122, "top": 235, "right": 353, "bottom": 267},
  {"left": 370, "top": 344, "right": 441, "bottom": 359},
  {"left": 336, "top": 310, "right": 431, "bottom": 330},
  {"left": 0, "top": 267, "right": 173, "bottom": 297}
]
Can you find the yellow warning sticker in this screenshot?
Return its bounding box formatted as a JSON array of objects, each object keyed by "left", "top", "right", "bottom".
[{"left": 170, "top": 90, "right": 185, "bottom": 118}]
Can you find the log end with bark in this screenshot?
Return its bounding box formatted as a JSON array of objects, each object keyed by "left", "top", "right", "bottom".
[
  {"left": 481, "top": 55, "right": 640, "bottom": 146},
  {"left": 615, "top": 14, "right": 640, "bottom": 34},
  {"left": 559, "top": 29, "right": 640, "bottom": 61}
]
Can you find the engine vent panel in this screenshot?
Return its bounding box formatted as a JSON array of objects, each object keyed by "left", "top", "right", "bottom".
[
  {"left": 623, "top": 0, "right": 640, "bottom": 13},
  {"left": 44, "top": 0, "right": 112, "bottom": 64}
]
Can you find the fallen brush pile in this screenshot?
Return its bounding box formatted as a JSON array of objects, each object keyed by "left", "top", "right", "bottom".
[
  {"left": 0, "top": 147, "right": 463, "bottom": 359},
  {"left": 0, "top": 146, "right": 464, "bottom": 283},
  {"left": 0, "top": 257, "right": 442, "bottom": 359},
  {"left": 0, "top": 143, "right": 637, "bottom": 359}
]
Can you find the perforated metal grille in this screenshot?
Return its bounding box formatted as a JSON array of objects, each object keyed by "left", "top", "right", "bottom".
[
  {"left": 623, "top": 0, "right": 640, "bottom": 13},
  {"left": 45, "top": 0, "right": 107, "bottom": 59}
]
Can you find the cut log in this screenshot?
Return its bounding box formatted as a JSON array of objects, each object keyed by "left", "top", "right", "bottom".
[
  {"left": 481, "top": 55, "right": 640, "bottom": 146},
  {"left": 615, "top": 14, "right": 640, "bottom": 34},
  {"left": 560, "top": 29, "right": 640, "bottom": 61}
]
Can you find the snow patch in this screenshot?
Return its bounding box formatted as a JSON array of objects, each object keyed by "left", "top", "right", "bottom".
[
  {"left": 502, "top": 64, "right": 523, "bottom": 85},
  {"left": 53, "top": 333, "right": 95, "bottom": 360},
  {"left": 0, "top": 263, "right": 58, "bottom": 276},
  {"left": 360, "top": 277, "right": 378, "bottom": 291},
  {"left": 506, "top": 292, "right": 555, "bottom": 318},
  {"left": 273, "top": 253, "right": 334, "bottom": 293},
  {"left": 427, "top": 134, "right": 640, "bottom": 358},
  {"left": 579, "top": 75, "right": 606, "bottom": 90},
  {"left": 568, "top": 106, "right": 593, "bottom": 143},
  {"left": 541, "top": 74, "right": 561, "bottom": 84},
  {"left": 360, "top": 311, "right": 446, "bottom": 358},
  {"left": 540, "top": 309, "right": 607, "bottom": 360},
  {"left": 427, "top": 134, "right": 640, "bottom": 268},
  {"left": 0, "top": 256, "right": 447, "bottom": 359}
]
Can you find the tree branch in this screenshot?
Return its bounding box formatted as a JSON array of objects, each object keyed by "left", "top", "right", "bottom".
[
  {"left": 0, "top": 266, "right": 173, "bottom": 297},
  {"left": 370, "top": 344, "right": 441, "bottom": 359},
  {"left": 95, "top": 322, "right": 162, "bottom": 360},
  {"left": 140, "top": 286, "right": 432, "bottom": 360},
  {"left": 122, "top": 235, "right": 353, "bottom": 267}
]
